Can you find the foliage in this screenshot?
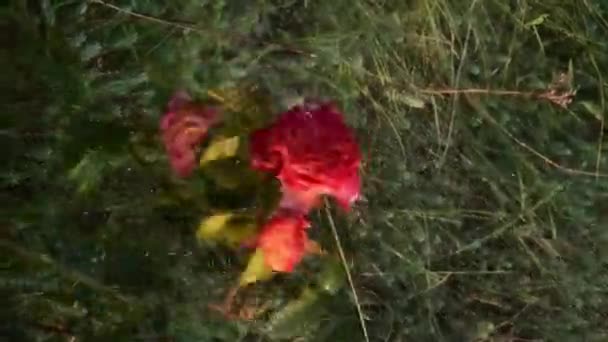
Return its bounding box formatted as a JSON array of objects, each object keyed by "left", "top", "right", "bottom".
[{"left": 3, "top": 0, "right": 608, "bottom": 341}]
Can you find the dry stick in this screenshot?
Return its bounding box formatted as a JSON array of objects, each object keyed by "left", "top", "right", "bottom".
[
  {"left": 421, "top": 88, "right": 530, "bottom": 96},
  {"left": 324, "top": 201, "right": 369, "bottom": 342},
  {"left": 89, "top": 0, "right": 313, "bottom": 57},
  {"left": 90, "top": 0, "right": 195, "bottom": 32}
]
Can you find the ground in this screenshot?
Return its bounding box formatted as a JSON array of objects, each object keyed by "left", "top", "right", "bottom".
[{"left": 3, "top": 0, "right": 608, "bottom": 341}]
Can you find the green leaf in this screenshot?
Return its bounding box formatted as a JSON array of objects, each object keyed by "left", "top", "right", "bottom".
[
  {"left": 110, "top": 30, "right": 139, "bottom": 49},
  {"left": 81, "top": 42, "right": 102, "bottom": 62},
  {"left": 316, "top": 257, "right": 346, "bottom": 295},
  {"left": 67, "top": 150, "right": 106, "bottom": 195},
  {"left": 95, "top": 73, "right": 148, "bottom": 97},
  {"left": 581, "top": 101, "right": 604, "bottom": 121},
  {"left": 265, "top": 287, "right": 326, "bottom": 340},
  {"left": 41, "top": 0, "right": 55, "bottom": 27}
]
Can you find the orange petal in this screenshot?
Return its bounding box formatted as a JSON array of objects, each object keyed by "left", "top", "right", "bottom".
[{"left": 257, "top": 212, "right": 309, "bottom": 272}]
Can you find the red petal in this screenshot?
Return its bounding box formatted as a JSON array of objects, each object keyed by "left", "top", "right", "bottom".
[
  {"left": 249, "top": 101, "right": 361, "bottom": 211},
  {"left": 159, "top": 92, "right": 221, "bottom": 177},
  {"left": 257, "top": 211, "right": 310, "bottom": 272}
]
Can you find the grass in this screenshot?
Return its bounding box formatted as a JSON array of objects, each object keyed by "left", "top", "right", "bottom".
[{"left": 3, "top": 0, "right": 608, "bottom": 341}]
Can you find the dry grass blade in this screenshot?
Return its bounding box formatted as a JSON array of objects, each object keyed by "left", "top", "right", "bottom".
[
  {"left": 1, "top": 238, "right": 133, "bottom": 304},
  {"left": 89, "top": 0, "right": 198, "bottom": 32},
  {"left": 324, "top": 200, "right": 370, "bottom": 342},
  {"left": 463, "top": 94, "right": 608, "bottom": 178}
]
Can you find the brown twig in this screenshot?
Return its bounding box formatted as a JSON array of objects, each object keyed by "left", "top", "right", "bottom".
[
  {"left": 26, "top": 320, "right": 75, "bottom": 339},
  {"left": 207, "top": 284, "right": 243, "bottom": 320},
  {"left": 422, "top": 71, "right": 577, "bottom": 109},
  {"left": 421, "top": 88, "right": 528, "bottom": 96},
  {"left": 420, "top": 87, "right": 575, "bottom": 108}
]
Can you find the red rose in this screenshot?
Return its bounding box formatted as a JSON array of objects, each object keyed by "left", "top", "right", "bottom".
[
  {"left": 160, "top": 91, "right": 221, "bottom": 177},
  {"left": 250, "top": 102, "right": 361, "bottom": 212},
  {"left": 257, "top": 210, "right": 310, "bottom": 272}
]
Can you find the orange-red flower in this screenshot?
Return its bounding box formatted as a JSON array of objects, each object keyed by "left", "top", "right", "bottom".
[
  {"left": 250, "top": 102, "right": 361, "bottom": 212},
  {"left": 256, "top": 210, "right": 310, "bottom": 272},
  {"left": 160, "top": 91, "right": 221, "bottom": 177}
]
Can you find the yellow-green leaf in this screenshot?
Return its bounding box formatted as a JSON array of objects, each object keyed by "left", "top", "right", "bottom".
[
  {"left": 524, "top": 14, "right": 549, "bottom": 28},
  {"left": 239, "top": 249, "right": 273, "bottom": 286},
  {"left": 197, "top": 213, "right": 258, "bottom": 247},
  {"left": 197, "top": 213, "right": 234, "bottom": 240},
  {"left": 386, "top": 89, "right": 426, "bottom": 108},
  {"left": 199, "top": 136, "right": 240, "bottom": 167},
  {"left": 581, "top": 101, "right": 604, "bottom": 121},
  {"left": 223, "top": 219, "right": 258, "bottom": 247}
]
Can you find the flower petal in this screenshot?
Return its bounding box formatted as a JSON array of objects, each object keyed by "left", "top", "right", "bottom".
[
  {"left": 159, "top": 92, "right": 221, "bottom": 177},
  {"left": 257, "top": 211, "right": 310, "bottom": 272},
  {"left": 249, "top": 101, "right": 361, "bottom": 212}
]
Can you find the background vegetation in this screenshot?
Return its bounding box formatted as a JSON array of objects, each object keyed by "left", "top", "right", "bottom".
[{"left": 3, "top": 0, "right": 608, "bottom": 341}]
